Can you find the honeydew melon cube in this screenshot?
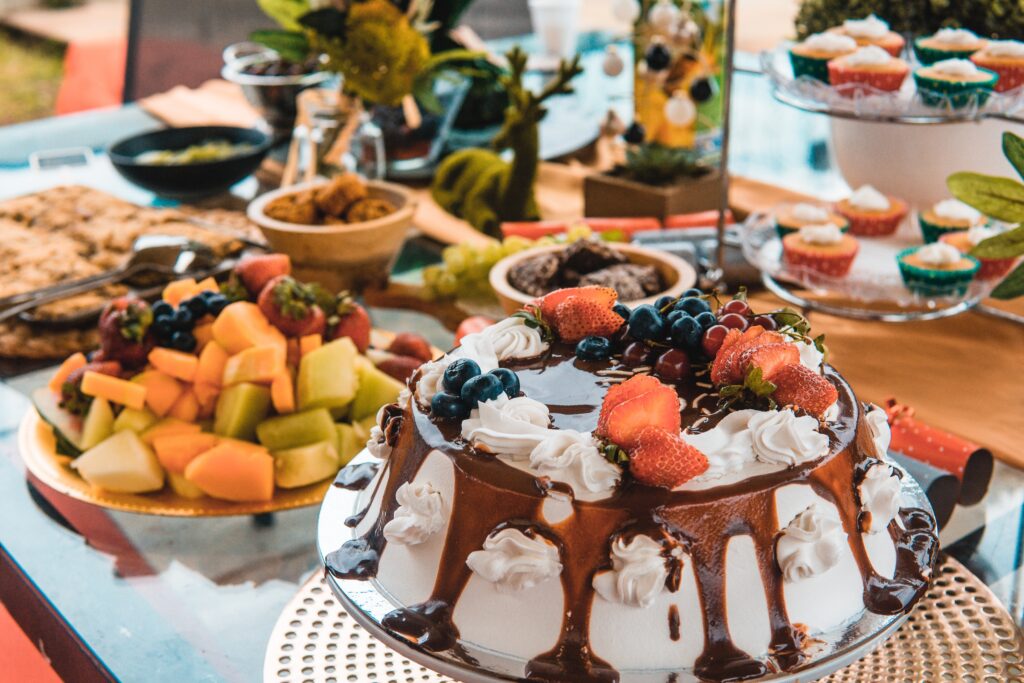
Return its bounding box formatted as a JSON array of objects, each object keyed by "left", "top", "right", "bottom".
[
  {"left": 297, "top": 338, "right": 358, "bottom": 411},
  {"left": 256, "top": 408, "right": 335, "bottom": 451},
  {"left": 272, "top": 440, "right": 340, "bottom": 489},
  {"left": 167, "top": 472, "right": 205, "bottom": 499},
  {"left": 213, "top": 382, "right": 271, "bottom": 440},
  {"left": 112, "top": 406, "right": 158, "bottom": 435},
  {"left": 349, "top": 359, "right": 404, "bottom": 422},
  {"left": 335, "top": 423, "right": 363, "bottom": 466},
  {"left": 80, "top": 397, "right": 115, "bottom": 450},
  {"left": 71, "top": 430, "right": 164, "bottom": 493}
]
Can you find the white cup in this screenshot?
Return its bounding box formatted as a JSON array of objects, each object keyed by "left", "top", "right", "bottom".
[{"left": 528, "top": 0, "right": 582, "bottom": 60}]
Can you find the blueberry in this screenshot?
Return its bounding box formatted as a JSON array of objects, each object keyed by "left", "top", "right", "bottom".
[
  {"left": 575, "top": 335, "right": 612, "bottom": 361},
  {"left": 670, "top": 316, "right": 702, "bottom": 348},
  {"left": 443, "top": 358, "right": 482, "bottom": 394},
  {"left": 152, "top": 317, "right": 174, "bottom": 338},
  {"left": 431, "top": 391, "right": 470, "bottom": 420},
  {"left": 695, "top": 311, "right": 717, "bottom": 330},
  {"left": 151, "top": 300, "right": 173, "bottom": 320},
  {"left": 206, "top": 293, "right": 228, "bottom": 316},
  {"left": 459, "top": 373, "right": 505, "bottom": 405},
  {"left": 655, "top": 295, "right": 676, "bottom": 311},
  {"left": 613, "top": 303, "right": 632, "bottom": 321},
  {"left": 489, "top": 368, "right": 521, "bottom": 397},
  {"left": 666, "top": 309, "right": 686, "bottom": 325},
  {"left": 183, "top": 296, "right": 208, "bottom": 318},
  {"left": 199, "top": 289, "right": 220, "bottom": 302},
  {"left": 682, "top": 288, "right": 703, "bottom": 298},
  {"left": 627, "top": 304, "right": 666, "bottom": 341},
  {"left": 171, "top": 307, "right": 194, "bottom": 330},
  {"left": 170, "top": 330, "right": 197, "bottom": 352},
  {"left": 677, "top": 297, "right": 711, "bottom": 316}
]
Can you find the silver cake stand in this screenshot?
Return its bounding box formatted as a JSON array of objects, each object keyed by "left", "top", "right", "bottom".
[{"left": 294, "top": 452, "right": 942, "bottom": 682}]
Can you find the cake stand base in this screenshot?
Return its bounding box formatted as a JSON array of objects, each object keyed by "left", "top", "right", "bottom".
[{"left": 264, "top": 557, "right": 1023, "bottom": 683}]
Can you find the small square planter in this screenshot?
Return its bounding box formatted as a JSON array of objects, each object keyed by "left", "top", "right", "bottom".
[{"left": 583, "top": 169, "right": 723, "bottom": 221}]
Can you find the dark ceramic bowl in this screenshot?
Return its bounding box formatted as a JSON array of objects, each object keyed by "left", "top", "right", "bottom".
[{"left": 108, "top": 126, "right": 273, "bottom": 199}]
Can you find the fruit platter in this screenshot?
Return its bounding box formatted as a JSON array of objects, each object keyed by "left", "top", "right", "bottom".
[{"left": 20, "top": 253, "right": 438, "bottom": 516}]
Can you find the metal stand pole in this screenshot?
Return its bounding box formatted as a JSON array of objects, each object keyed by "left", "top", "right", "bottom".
[{"left": 714, "top": 0, "right": 738, "bottom": 281}]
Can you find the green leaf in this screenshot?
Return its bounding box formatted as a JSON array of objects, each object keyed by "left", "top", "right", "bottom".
[
  {"left": 947, "top": 172, "right": 1024, "bottom": 223},
  {"left": 257, "top": 0, "right": 310, "bottom": 31},
  {"left": 298, "top": 8, "right": 348, "bottom": 38},
  {"left": 970, "top": 225, "right": 1024, "bottom": 259},
  {"left": 1004, "top": 132, "right": 1024, "bottom": 182},
  {"left": 248, "top": 29, "right": 310, "bottom": 64},
  {"left": 990, "top": 261, "right": 1024, "bottom": 299},
  {"left": 743, "top": 366, "right": 777, "bottom": 398},
  {"left": 812, "top": 333, "right": 826, "bottom": 354}
]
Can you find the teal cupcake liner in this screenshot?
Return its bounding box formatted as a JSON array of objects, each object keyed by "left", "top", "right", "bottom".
[
  {"left": 775, "top": 221, "right": 849, "bottom": 239},
  {"left": 789, "top": 50, "right": 831, "bottom": 83},
  {"left": 897, "top": 247, "right": 980, "bottom": 297},
  {"left": 918, "top": 215, "right": 973, "bottom": 243},
  {"left": 912, "top": 38, "right": 981, "bottom": 66},
  {"left": 913, "top": 68, "right": 999, "bottom": 108}
]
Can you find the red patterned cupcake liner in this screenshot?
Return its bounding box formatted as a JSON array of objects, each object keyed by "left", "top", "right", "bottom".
[
  {"left": 782, "top": 241, "right": 858, "bottom": 277},
  {"left": 827, "top": 63, "right": 908, "bottom": 97},
  {"left": 938, "top": 233, "right": 1019, "bottom": 279},
  {"left": 970, "top": 56, "right": 1024, "bottom": 93},
  {"left": 835, "top": 203, "right": 908, "bottom": 236}
]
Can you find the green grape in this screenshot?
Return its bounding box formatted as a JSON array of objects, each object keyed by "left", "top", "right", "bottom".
[
  {"left": 535, "top": 236, "right": 557, "bottom": 247},
  {"left": 442, "top": 245, "right": 469, "bottom": 274},
  {"left": 566, "top": 223, "right": 593, "bottom": 242},
  {"left": 501, "top": 235, "right": 534, "bottom": 255},
  {"left": 434, "top": 271, "right": 459, "bottom": 297},
  {"left": 481, "top": 241, "right": 504, "bottom": 264}
]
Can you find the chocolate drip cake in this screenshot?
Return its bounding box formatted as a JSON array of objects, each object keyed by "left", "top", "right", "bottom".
[{"left": 325, "top": 287, "right": 938, "bottom": 682}]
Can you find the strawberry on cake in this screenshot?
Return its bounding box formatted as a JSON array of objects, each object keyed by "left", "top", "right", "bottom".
[{"left": 326, "top": 287, "right": 938, "bottom": 682}]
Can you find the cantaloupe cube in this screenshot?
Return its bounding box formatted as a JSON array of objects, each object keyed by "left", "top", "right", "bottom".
[
  {"left": 153, "top": 432, "right": 219, "bottom": 474},
  {"left": 168, "top": 390, "right": 200, "bottom": 422},
  {"left": 286, "top": 338, "right": 301, "bottom": 368},
  {"left": 194, "top": 322, "right": 214, "bottom": 352},
  {"left": 49, "top": 352, "right": 87, "bottom": 393},
  {"left": 194, "top": 277, "right": 219, "bottom": 294},
  {"left": 271, "top": 372, "right": 296, "bottom": 414},
  {"left": 211, "top": 302, "right": 286, "bottom": 355},
  {"left": 140, "top": 418, "right": 202, "bottom": 446},
  {"left": 184, "top": 441, "right": 275, "bottom": 502},
  {"left": 148, "top": 348, "right": 199, "bottom": 383},
  {"left": 162, "top": 278, "right": 198, "bottom": 307},
  {"left": 223, "top": 345, "right": 286, "bottom": 386},
  {"left": 196, "top": 341, "right": 229, "bottom": 388},
  {"left": 194, "top": 383, "right": 219, "bottom": 419},
  {"left": 299, "top": 334, "right": 322, "bottom": 357},
  {"left": 131, "top": 370, "right": 183, "bottom": 417},
  {"left": 81, "top": 371, "right": 147, "bottom": 410}
]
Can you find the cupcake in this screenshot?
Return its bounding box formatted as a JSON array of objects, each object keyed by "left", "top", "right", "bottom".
[
  {"left": 918, "top": 198, "right": 986, "bottom": 243},
  {"left": 789, "top": 33, "right": 858, "bottom": 83},
  {"left": 940, "top": 225, "right": 1018, "bottom": 280},
  {"left": 897, "top": 242, "right": 980, "bottom": 296},
  {"left": 782, "top": 223, "right": 859, "bottom": 277},
  {"left": 828, "top": 46, "right": 910, "bottom": 96},
  {"left": 774, "top": 202, "right": 849, "bottom": 238},
  {"left": 913, "top": 28, "right": 986, "bottom": 65},
  {"left": 828, "top": 15, "right": 905, "bottom": 57},
  {"left": 834, "top": 185, "right": 908, "bottom": 236},
  {"left": 914, "top": 59, "right": 999, "bottom": 108},
  {"left": 971, "top": 40, "right": 1024, "bottom": 92}
]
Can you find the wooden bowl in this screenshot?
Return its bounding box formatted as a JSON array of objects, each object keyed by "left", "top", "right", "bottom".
[
  {"left": 489, "top": 242, "right": 698, "bottom": 315},
  {"left": 248, "top": 180, "right": 416, "bottom": 293}
]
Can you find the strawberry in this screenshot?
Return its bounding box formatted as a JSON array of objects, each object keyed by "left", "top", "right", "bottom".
[
  {"left": 597, "top": 374, "right": 663, "bottom": 435},
  {"left": 551, "top": 295, "right": 625, "bottom": 343},
  {"left": 257, "top": 275, "right": 326, "bottom": 337},
  {"left": 235, "top": 253, "right": 291, "bottom": 297},
  {"left": 455, "top": 315, "right": 494, "bottom": 344},
  {"left": 711, "top": 327, "right": 789, "bottom": 385},
  {"left": 388, "top": 332, "right": 434, "bottom": 363},
  {"left": 716, "top": 328, "right": 743, "bottom": 358},
  {"left": 377, "top": 355, "right": 424, "bottom": 383},
  {"left": 739, "top": 342, "right": 799, "bottom": 381},
  {"left": 97, "top": 296, "right": 153, "bottom": 368},
  {"left": 597, "top": 377, "right": 681, "bottom": 449},
  {"left": 61, "top": 361, "right": 122, "bottom": 416},
  {"left": 629, "top": 425, "right": 709, "bottom": 489},
  {"left": 328, "top": 293, "right": 371, "bottom": 353},
  {"left": 769, "top": 364, "right": 839, "bottom": 417},
  {"left": 536, "top": 286, "right": 618, "bottom": 321}
]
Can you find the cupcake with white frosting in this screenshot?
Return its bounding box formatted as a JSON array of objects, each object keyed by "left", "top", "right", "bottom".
[
  {"left": 913, "top": 28, "right": 986, "bottom": 65},
  {"left": 827, "top": 14, "right": 905, "bottom": 57},
  {"left": 834, "top": 184, "right": 908, "bottom": 236},
  {"left": 939, "top": 224, "right": 1018, "bottom": 280},
  {"left": 913, "top": 58, "right": 999, "bottom": 108},
  {"left": 789, "top": 32, "right": 858, "bottom": 83},
  {"left": 897, "top": 242, "right": 980, "bottom": 296},
  {"left": 827, "top": 45, "right": 909, "bottom": 96},
  {"left": 970, "top": 40, "right": 1024, "bottom": 92},
  {"left": 774, "top": 201, "right": 849, "bottom": 238},
  {"left": 782, "top": 223, "right": 859, "bottom": 277},
  {"left": 918, "top": 198, "right": 987, "bottom": 243}
]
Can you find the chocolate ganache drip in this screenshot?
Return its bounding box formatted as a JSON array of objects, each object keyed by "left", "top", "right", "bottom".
[{"left": 327, "top": 341, "right": 938, "bottom": 682}]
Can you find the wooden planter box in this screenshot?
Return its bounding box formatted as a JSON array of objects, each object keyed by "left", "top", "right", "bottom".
[{"left": 583, "top": 169, "right": 723, "bottom": 222}]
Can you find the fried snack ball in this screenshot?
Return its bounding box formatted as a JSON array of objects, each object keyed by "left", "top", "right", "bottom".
[
  {"left": 264, "top": 190, "right": 318, "bottom": 225},
  {"left": 314, "top": 173, "right": 368, "bottom": 218},
  {"left": 346, "top": 198, "right": 395, "bottom": 223}
]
